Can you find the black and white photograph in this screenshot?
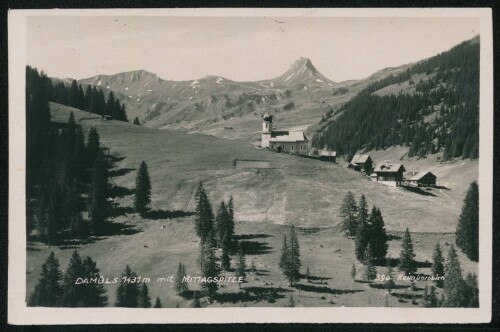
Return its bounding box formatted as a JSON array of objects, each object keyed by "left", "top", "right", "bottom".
[{"left": 8, "top": 8, "right": 493, "bottom": 324}]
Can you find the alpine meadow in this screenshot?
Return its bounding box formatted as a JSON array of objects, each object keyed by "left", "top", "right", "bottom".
[{"left": 25, "top": 26, "right": 481, "bottom": 311}]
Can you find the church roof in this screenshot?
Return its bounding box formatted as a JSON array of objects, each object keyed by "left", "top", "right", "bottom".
[{"left": 269, "top": 131, "right": 308, "bottom": 143}]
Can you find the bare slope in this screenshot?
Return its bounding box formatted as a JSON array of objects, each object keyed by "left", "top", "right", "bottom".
[{"left": 51, "top": 102, "right": 469, "bottom": 233}]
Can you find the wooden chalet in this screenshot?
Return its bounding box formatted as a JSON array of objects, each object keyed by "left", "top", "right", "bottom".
[
  {"left": 318, "top": 149, "right": 337, "bottom": 162},
  {"left": 348, "top": 154, "right": 373, "bottom": 174},
  {"left": 373, "top": 162, "right": 406, "bottom": 187},
  {"left": 406, "top": 171, "right": 437, "bottom": 187}
]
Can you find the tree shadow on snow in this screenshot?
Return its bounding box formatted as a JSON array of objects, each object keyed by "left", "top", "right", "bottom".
[
  {"left": 142, "top": 209, "right": 195, "bottom": 220},
  {"left": 292, "top": 283, "right": 364, "bottom": 295},
  {"left": 238, "top": 240, "right": 273, "bottom": 255},
  {"left": 98, "top": 221, "right": 141, "bottom": 236},
  {"left": 109, "top": 185, "right": 134, "bottom": 198},
  {"left": 234, "top": 234, "right": 273, "bottom": 240},
  {"left": 109, "top": 167, "right": 136, "bottom": 177},
  {"left": 401, "top": 185, "right": 437, "bottom": 197}
]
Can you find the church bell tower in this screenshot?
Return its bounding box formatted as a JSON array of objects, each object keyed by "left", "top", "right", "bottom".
[{"left": 261, "top": 112, "right": 273, "bottom": 148}]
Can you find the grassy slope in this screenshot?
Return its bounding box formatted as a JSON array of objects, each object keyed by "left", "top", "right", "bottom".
[{"left": 27, "top": 103, "right": 478, "bottom": 307}]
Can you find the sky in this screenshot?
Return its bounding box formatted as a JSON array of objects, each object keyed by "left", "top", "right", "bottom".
[{"left": 26, "top": 14, "right": 480, "bottom": 82}]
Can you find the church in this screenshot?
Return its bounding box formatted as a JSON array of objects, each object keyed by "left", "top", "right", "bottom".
[{"left": 261, "top": 112, "right": 310, "bottom": 155}]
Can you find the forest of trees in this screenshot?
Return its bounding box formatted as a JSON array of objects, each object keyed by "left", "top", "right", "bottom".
[
  {"left": 52, "top": 77, "right": 128, "bottom": 121},
  {"left": 26, "top": 66, "right": 119, "bottom": 244},
  {"left": 313, "top": 38, "right": 479, "bottom": 160},
  {"left": 455, "top": 182, "right": 479, "bottom": 261}
]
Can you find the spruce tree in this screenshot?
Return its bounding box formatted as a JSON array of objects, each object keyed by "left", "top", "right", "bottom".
[
  {"left": 368, "top": 206, "right": 388, "bottom": 263},
  {"left": 227, "top": 195, "right": 235, "bottom": 240},
  {"left": 154, "top": 297, "right": 162, "bottom": 308},
  {"left": 175, "top": 262, "right": 189, "bottom": 295},
  {"left": 89, "top": 156, "right": 109, "bottom": 234},
  {"left": 385, "top": 262, "right": 395, "bottom": 292},
  {"left": 340, "top": 191, "right": 358, "bottom": 236},
  {"left": 399, "top": 228, "right": 416, "bottom": 276},
  {"left": 456, "top": 181, "right": 479, "bottom": 261},
  {"left": 463, "top": 272, "right": 479, "bottom": 307},
  {"left": 431, "top": 243, "right": 445, "bottom": 288},
  {"left": 235, "top": 249, "right": 247, "bottom": 289},
  {"left": 86, "top": 127, "right": 100, "bottom": 166},
  {"left": 61, "top": 250, "right": 85, "bottom": 306},
  {"left": 427, "top": 285, "right": 438, "bottom": 307},
  {"left": 68, "top": 80, "right": 80, "bottom": 108},
  {"left": 443, "top": 245, "right": 465, "bottom": 307},
  {"left": 194, "top": 182, "right": 214, "bottom": 245},
  {"left": 134, "top": 161, "right": 152, "bottom": 215},
  {"left": 28, "top": 252, "right": 63, "bottom": 306},
  {"left": 279, "top": 235, "right": 289, "bottom": 270},
  {"left": 200, "top": 242, "right": 219, "bottom": 301},
  {"left": 215, "top": 201, "right": 229, "bottom": 248},
  {"left": 80, "top": 256, "right": 107, "bottom": 307},
  {"left": 116, "top": 265, "right": 140, "bottom": 307},
  {"left": 138, "top": 283, "right": 152, "bottom": 308},
  {"left": 281, "top": 225, "right": 301, "bottom": 286},
  {"left": 192, "top": 291, "right": 201, "bottom": 308},
  {"left": 133, "top": 117, "right": 141, "bottom": 125},
  {"left": 363, "top": 244, "right": 377, "bottom": 281},
  {"left": 105, "top": 91, "right": 115, "bottom": 116}
]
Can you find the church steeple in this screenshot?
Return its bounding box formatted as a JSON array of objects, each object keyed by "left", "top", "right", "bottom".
[{"left": 261, "top": 111, "right": 273, "bottom": 148}]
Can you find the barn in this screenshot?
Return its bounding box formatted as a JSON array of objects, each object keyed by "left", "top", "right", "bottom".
[
  {"left": 348, "top": 154, "right": 373, "bottom": 174},
  {"left": 406, "top": 171, "right": 437, "bottom": 187},
  {"left": 318, "top": 149, "right": 337, "bottom": 162},
  {"left": 373, "top": 162, "right": 406, "bottom": 187}
]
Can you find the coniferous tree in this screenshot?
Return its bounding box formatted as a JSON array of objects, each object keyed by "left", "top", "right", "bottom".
[
  {"left": 235, "top": 249, "right": 247, "bottom": 289},
  {"left": 363, "top": 244, "right": 377, "bottom": 281},
  {"left": 215, "top": 201, "right": 229, "bottom": 248},
  {"left": 463, "top": 272, "right": 479, "bottom": 307},
  {"left": 138, "top": 283, "right": 152, "bottom": 308},
  {"left": 61, "top": 250, "right": 85, "bottom": 307},
  {"left": 116, "top": 265, "right": 140, "bottom": 307},
  {"left": 456, "top": 182, "right": 479, "bottom": 261},
  {"left": 68, "top": 80, "right": 80, "bottom": 108},
  {"left": 280, "top": 225, "right": 301, "bottom": 286},
  {"left": 368, "top": 206, "right": 388, "bottom": 263},
  {"left": 288, "top": 294, "right": 295, "bottom": 307},
  {"left": 105, "top": 91, "right": 116, "bottom": 116},
  {"left": 80, "top": 256, "right": 107, "bottom": 307},
  {"left": 200, "top": 242, "right": 219, "bottom": 301},
  {"left": 227, "top": 195, "right": 235, "bottom": 241},
  {"left": 385, "top": 262, "right": 395, "bottom": 292},
  {"left": 194, "top": 183, "right": 214, "bottom": 245},
  {"left": 84, "top": 85, "right": 92, "bottom": 111},
  {"left": 431, "top": 243, "right": 445, "bottom": 288},
  {"left": 399, "top": 228, "right": 416, "bottom": 276},
  {"left": 192, "top": 291, "right": 201, "bottom": 308},
  {"left": 154, "top": 297, "right": 162, "bottom": 308},
  {"left": 133, "top": 117, "right": 141, "bottom": 125},
  {"left": 134, "top": 161, "right": 152, "bottom": 215},
  {"left": 340, "top": 191, "right": 358, "bottom": 236},
  {"left": 175, "top": 262, "right": 189, "bottom": 295},
  {"left": 86, "top": 127, "right": 100, "bottom": 166},
  {"left": 89, "top": 156, "right": 109, "bottom": 234},
  {"left": 28, "top": 252, "right": 63, "bottom": 306},
  {"left": 443, "top": 245, "right": 465, "bottom": 307}
]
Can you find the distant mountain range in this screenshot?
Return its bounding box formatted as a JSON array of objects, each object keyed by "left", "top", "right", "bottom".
[{"left": 75, "top": 57, "right": 340, "bottom": 128}]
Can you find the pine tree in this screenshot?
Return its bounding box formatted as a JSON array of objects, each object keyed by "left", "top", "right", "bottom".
[
  {"left": 68, "top": 80, "right": 80, "bottom": 108},
  {"left": 86, "top": 127, "right": 100, "bottom": 166},
  {"left": 105, "top": 91, "right": 115, "bottom": 116},
  {"left": 116, "top": 265, "right": 140, "bottom": 307},
  {"left": 138, "top": 283, "right": 152, "bottom": 308},
  {"left": 28, "top": 252, "right": 63, "bottom": 306},
  {"left": 200, "top": 242, "right": 219, "bottom": 301},
  {"left": 61, "top": 250, "right": 85, "bottom": 306},
  {"left": 192, "top": 291, "right": 201, "bottom": 308},
  {"left": 133, "top": 117, "right": 141, "bottom": 125},
  {"left": 280, "top": 225, "right": 301, "bottom": 286},
  {"left": 340, "top": 191, "right": 358, "bottom": 236},
  {"left": 227, "top": 195, "right": 235, "bottom": 241},
  {"left": 399, "top": 228, "right": 416, "bottom": 276},
  {"left": 154, "top": 297, "right": 162, "bottom": 308},
  {"left": 427, "top": 285, "right": 438, "bottom": 307},
  {"left": 235, "top": 249, "right": 247, "bottom": 289},
  {"left": 194, "top": 182, "right": 214, "bottom": 245},
  {"left": 443, "top": 245, "right": 465, "bottom": 307},
  {"left": 175, "top": 262, "right": 189, "bottom": 295},
  {"left": 456, "top": 182, "right": 479, "bottom": 261},
  {"left": 80, "top": 256, "right": 107, "bottom": 307},
  {"left": 368, "top": 206, "right": 388, "bottom": 263},
  {"left": 89, "top": 156, "right": 109, "bottom": 234},
  {"left": 134, "top": 161, "right": 152, "bottom": 215},
  {"left": 431, "top": 243, "right": 445, "bottom": 288},
  {"left": 363, "top": 244, "right": 377, "bottom": 281},
  {"left": 463, "top": 272, "right": 479, "bottom": 307},
  {"left": 215, "top": 201, "right": 229, "bottom": 248}
]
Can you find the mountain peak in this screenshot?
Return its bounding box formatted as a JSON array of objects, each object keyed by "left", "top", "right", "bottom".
[{"left": 268, "top": 57, "right": 333, "bottom": 86}]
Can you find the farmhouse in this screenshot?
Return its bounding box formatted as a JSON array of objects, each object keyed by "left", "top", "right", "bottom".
[
  {"left": 348, "top": 154, "right": 373, "bottom": 174},
  {"left": 261, "top": 112, "right": 309, "bottom": 155},
  {"left": 406, "top": 171, "right": 437, "bottom": 187},
  {"left": 373, "top": 162, "right": 406, "bottom": 187},
  {"left": 318, "top": 149, "right": 337, "bottom": 162}
]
